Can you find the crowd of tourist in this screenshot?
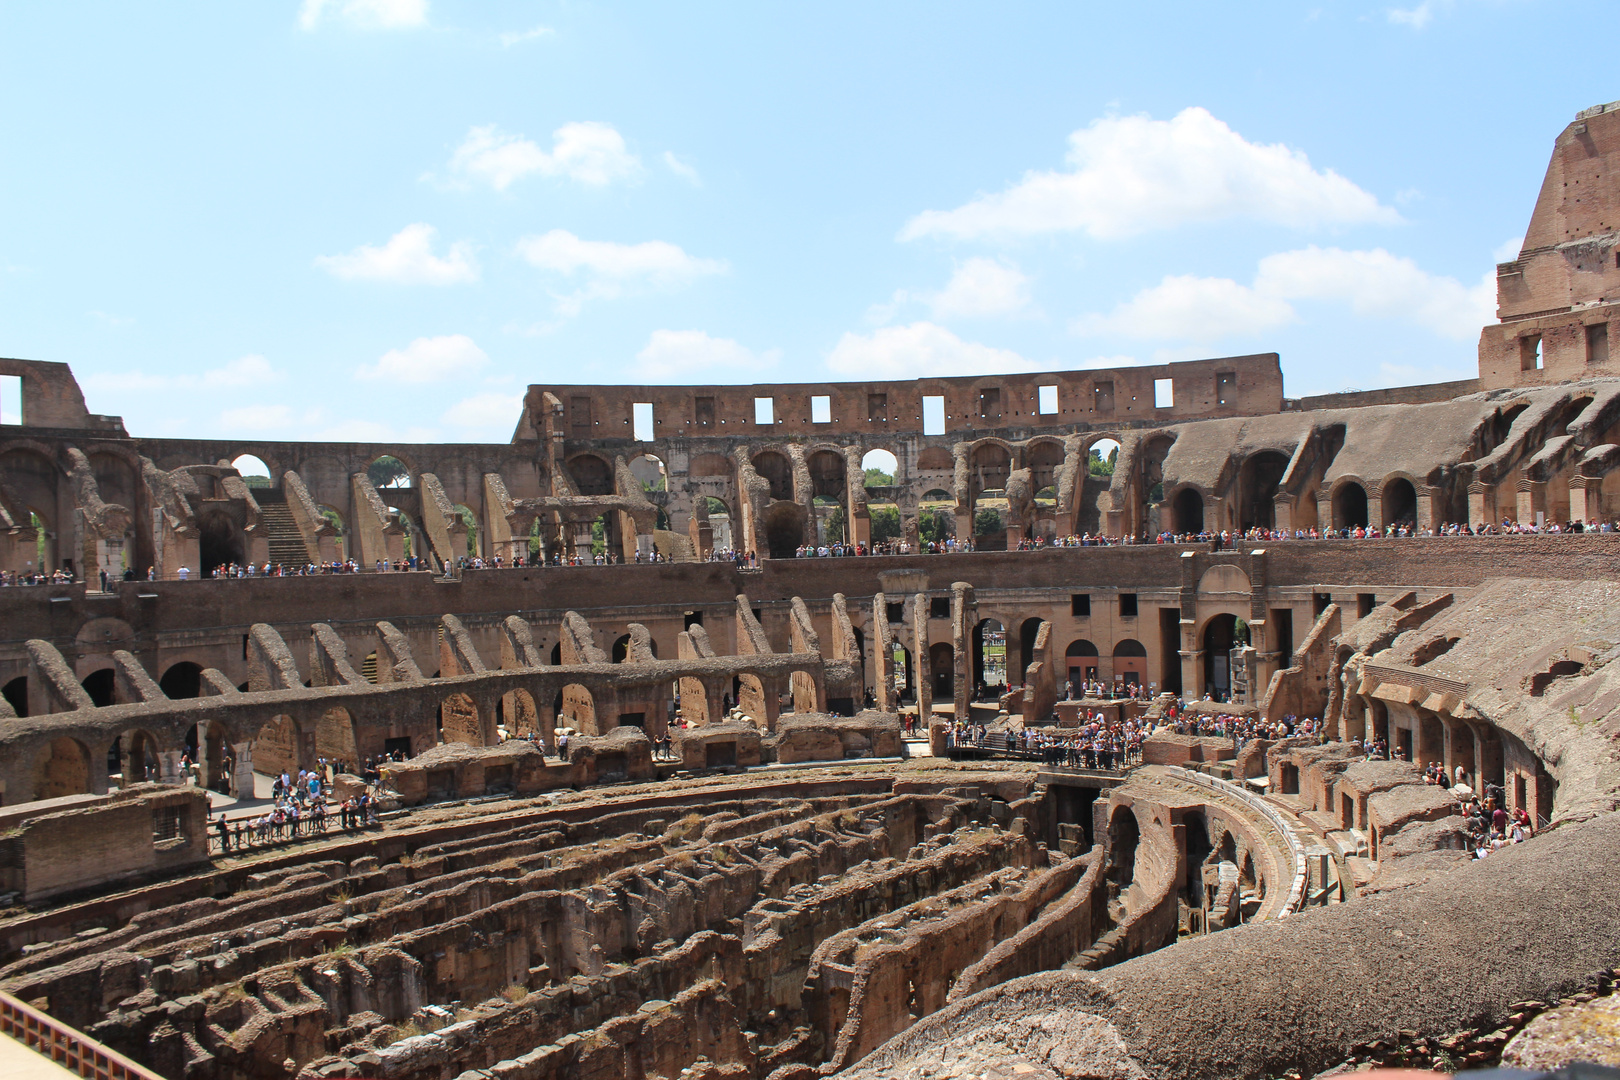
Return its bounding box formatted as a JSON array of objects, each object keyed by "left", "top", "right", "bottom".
[{"left": 0, "top": 568, "right": 77, "bottom": 586}]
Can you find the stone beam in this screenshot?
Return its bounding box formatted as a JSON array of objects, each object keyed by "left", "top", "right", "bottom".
[
  {"left": 247, "top": 624, "right": 303, "bottom": 693},
  {"left": 26, "top": 639, "right": 95, "bottom": 715},
  {"left": 377, "top": 621, "right": 424, "bottom": 683},
  {"left": 439, "top": 614, "right": 488, "bottom": 677},
  {"left": 310, "top": 623, "right": 368, "bottom": 687}
]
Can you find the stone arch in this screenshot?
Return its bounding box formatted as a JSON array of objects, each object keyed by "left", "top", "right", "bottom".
[
  {"left": 1065, "top": 639, "right": 1099, "bottom": 694},
  {"left": 762, "top": 500, "right": 806, "bottom": 559},
  {"left": 367, "top": 454, "right": 414, "bottom": 489},
  {"left": 1332, "top": 479, "right": 1369, "bottom": 529},
  {"left": 35, "top": 736, "right": 91, "bottom": 799},
  {"left": 860, "top": 448, "right": 898, "bottom": 483},
  {"left": 439, "top": 693, "right": 483, "bottom": 746},
  {"left": 316, "top": 706, "right": 358, "bottom": 767},
  {"left": 628, "top": 452, "right": 667, "bottom": 493},
  {"left": 559, "top": 683, "right": 597, "bottom": 733},
  {"left": 253, "top": 715, "right": 300, "bottom": 779},
  {"left": 80, "top": 667, "right": 115, "bottom": 707},
  {"left": 567, "top": 453, "right": 614, "bottom": 497},
  {"left": 1172, "top": 486, "right": 1205, "bottom": 534},
  {"left": 1017, "top": 617, "right": 1044, "bottom": 684},
  {"left": 197, "top": 508, "right": 245, "bottom": 576},
  {"left": 1201, "top": 613, "right": 1240, "bottom": 700},
  {"left": 117, "top": 727, "right": 162, "bottom": 786},
  {"left": 2, "top": 676, "right": 27, "bottom": 717},
  {"left": 1197, "top": 564, "right": 1252, "bottom": 595},
  {"left": 502, "top": 687, "right": 541, "bottom": 739},
  {"left": 230, "top": 454, "right": 271, "bottom": 481},
  {"left": 973, "top": 618, "right": 1006, "bottom": 692},
  {"left": 1183, "top": 810, "right": 1213, "bottom": 910},
  {"left": 1112, "top": 638, "right": 1147, "bottom": 686},
  {"left": 1238, "top": 451, "right": 1290, "bottom": 531},
  {"left": 1106, "top": 805, "right": 1142, "bottom": 898},
  {"left": 751, "top": 450, "right": 794, "bottom": 501},
  {"left": 970, "top": 440, "right": 1012, "bottom": 502},
  {"left": 159, "top": 661, "right": 205, "bottom": 700},
  {"left": 808, "top": 449, "right": 846, "bottom": 499},
  {"left": 1026, "top": 439, "right": 1066, "bottom": 492},
  {"left": 1382, "top": 476, "right": 1418, "bottom": 528}
]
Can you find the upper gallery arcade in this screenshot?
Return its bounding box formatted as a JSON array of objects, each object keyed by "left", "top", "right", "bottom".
[{"left": 3, "top": 102, "right": 1620, "bottom": 580}]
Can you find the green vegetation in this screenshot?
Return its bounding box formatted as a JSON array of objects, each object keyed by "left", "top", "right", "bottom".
[
  {"left": 864, "top": 466, "right": 894, "bottom": 487},
  {"left": 870, "top": 505, "right": 902, "bottom": 542},
  {"left": 822, "top": 505, "right": 845, "bottom": 544},
  {"left": 919, "top": 509, "right": 953, "bottom": 545},
  {"left": 1089, "top": 445, "right": 1118, "bottom": 477},
  {"left": 368, "top": 456, "right": 410, "bottom": 490},
  {"left": 974, "top": 507, "right": 1003, "bottom": 536},
  {"left": 1233, "top": 617, "right": 1249, "bottom": 645}
]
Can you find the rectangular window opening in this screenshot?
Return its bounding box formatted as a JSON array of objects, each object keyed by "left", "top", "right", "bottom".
[
  {"left": 1520, "top": 334, "right": 1543, "bottom": 372},
  {"left": 922, "top": 395, "right": 946, "bottom": 436},
  {"left": 754, "top": 397, "right": 775, "bottom": 425},
  {"left": 632, "top": 402, "right": 655, "bottom": 441},
  {"left": 811, "top": 395, "right": 832, "bottom": 423},
  {"left": 1357, "top": 593, "right": 1376, "bottom": 619},
  {"left": 1119, "top": 593, "right": 1138, "bottom": 618},
  {"left": 929, "top": 597, "right": 951, "bottom": 620},
  {"left": 1037, "top": 385, "right": 1059, "bottom": 414},
  {"left": 1587, "top": 323, "right": 1610, "bottom": 365},
  {"left": 1071, "top": 593, "right": 1090, "bottom": 617},
  {"left": 0, "top": 375, "right": 20, "bottom": 425},
  {"left": 1154, "top": 378, "right": 1174, "bottom": 409}
]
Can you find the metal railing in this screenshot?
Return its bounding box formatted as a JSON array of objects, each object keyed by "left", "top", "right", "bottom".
[{"left": 0, "top": 990, "right": 162, "bottom": 1080}]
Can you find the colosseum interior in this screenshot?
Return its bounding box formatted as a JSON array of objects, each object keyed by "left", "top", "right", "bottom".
[{"left": 1, "top": 103, "right": 1620, "bottom": 1080}]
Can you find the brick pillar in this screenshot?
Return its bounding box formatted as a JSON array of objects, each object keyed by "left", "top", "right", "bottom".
[
  {"left": 1516, "top": 480, "right": 1545, "bottom": 525},
  {"left": 1316, "top": 493, "right": 1334, "bottom": 531},
  {"left": 1467, "top": 481, "right": 1492, "bottom": 530},
  {"left": 1415, "top": 488, "right": 1438, "bottom": 532},
  {"left": 1569, "top": 476, "right": 1596, "bottom": 525},
  {"left": 1273, "top": 493, "right": 1294, "bottom": 533}
]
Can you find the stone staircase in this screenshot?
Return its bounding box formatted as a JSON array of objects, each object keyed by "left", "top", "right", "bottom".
[{"left": 254, "top": 490, "right": 313, "bottom": 567}]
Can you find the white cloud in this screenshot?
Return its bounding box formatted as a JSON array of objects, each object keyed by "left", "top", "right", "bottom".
[
  {"left": 299, "top": 0, "right": 427, "bottom": 31},
  {"left": 901, "top": 107, "right": 1398, "bottom": 242},
  {"left": 314, "top": 224, "right": 478, "bottom": 285},
  {"left": 202, "top": 354, "right": 281, "bottom": 387},
  {"left": 826, "top": 322, "right": 1051, "bottom": 379},
  {"left": 1494, "top": 235, "right": 1525, "bottom": 263},
  {"left": 442, "top": 393, "right": 523, "bottom": 434},
  {"left": 663, "top": 151, "right": 701, "bottom": 186},
  {"left": 499, "top": 25, "right": 552, "bottom": 46},
  {"left": 80, "top": 355, "right": 283, "bottom": 392},
  {"left": 1255, "top": 246, "right": 1493, "bottom": 340},
  {"left": 355, "top": 334, "right": 489, "bottom": 382},
  {"left": 1388, "top": 1, "right": 1437, "bottom": 29},
  {"left": 1074, "top": 245, "right": 1494, "bottom": 344},
  {"left": 447, "top": 122, "right": 640, "bottom": 190},
  {"left": 516, "top": 230, "right": 726, "bottom": 314},
  {"left": 929, "top": 257, "right": 1032, "bottom": 318},
  {"left": 1075, "top": 275, "right": 1296, "bottom": 341},
  {"left": 633, "top": 330, "right": 780, "bottom": 382}
]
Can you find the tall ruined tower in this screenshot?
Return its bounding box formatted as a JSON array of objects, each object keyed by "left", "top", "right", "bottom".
[{"left": 1480, "top": 100, "right": 1620, "bottom": 387}]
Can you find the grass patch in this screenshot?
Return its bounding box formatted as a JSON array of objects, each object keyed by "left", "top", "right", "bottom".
[{"left": 501, "top": 982, "right": 528, "bottom": 1003}]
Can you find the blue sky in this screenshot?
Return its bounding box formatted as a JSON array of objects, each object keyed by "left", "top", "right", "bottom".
[{"left": 0, "top": 1, "right": 1610, "bottom": 444}]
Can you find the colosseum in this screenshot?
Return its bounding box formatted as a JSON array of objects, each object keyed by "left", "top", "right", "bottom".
[{"left": 0, "top": 103, "right": 1619, "bottom": 1080}]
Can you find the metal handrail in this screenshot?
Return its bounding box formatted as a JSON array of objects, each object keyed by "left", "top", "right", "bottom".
[{"left": 0, "top": 990, "right": 162, "bottom": 1080}]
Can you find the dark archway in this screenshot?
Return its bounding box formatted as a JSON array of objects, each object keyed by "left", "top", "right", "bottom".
[
  {"left": 159, "top": 662, "right": 204, "bottom": 700},
  {"left": 973, "top": 619, "right": 1005, "bottom": 693},
  {"left": 752, "top": 451, "right": 794, "bottom": 501},
  {"left": 1113, "top": 638, "right": 1148, "bottom": 687},
  {"left": 1202, "top": 614, "right": 1239, "bottom": 700},
  {"left": 1238, "top": 452, "right": 1290, "bottom": 531},
  {"left": 1106, "top": 807, "right": 1141, "bottom": 899},
  {"left": 1174, "top": 488, "right": 1204, "bottom": 534},
  {"left": 929, "top": 641, "right": 955, "bottom": 700},
  {"left": 1065, "top": 639, "right": 1099, "bottom": 696},
  {"left": 1018, "top": 617, "right": 1044, "bottom": 685},
  {"left": 762, "top": 501, "right": 806, "bottom": 559},
  {"left": 1, "top": 677, "right": 26, "bottom": 717},
  {"left": 1334, "top": 482, "right": 1369, "bottom": 529},
  {"left": 1383, "top": 478, "right": 1417, "bottom": 528},
  {"left": 80, "top": 668, "right": 115, "bottom": 707},
  {"left": 197, "top": 511, "right": 244, "bottom": 577}
]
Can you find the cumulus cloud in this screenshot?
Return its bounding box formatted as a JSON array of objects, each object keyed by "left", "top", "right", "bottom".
[
  {"left": 442, "top": 393, "right": 523, "bottom": 435},
  {"left": 1074, "top": 275, "right": 1296, "bottom": 341},
  {"left": 80, "top": 355, "right": 283, "bottom": 393},
  {"left": 299, "top": 0, "right": 427, "bottom": 31},
  {"left": 314, "top": 224, "right": 478, "bottom": 285},
  {"left": 1074, "top": 246, "right": 1494, "bottom": 343},
  {"left": 928, "top": 257, "right": 1032, "bottom": 318},
  {"left": 446, "top": 122, "right": 640, "bottom": 190},
  {"left": 516, "top": 230, "right": 726, "bottom": 314},
  {"left": 355, "top": 334, "right": 489, "bottom": 382},
  {"left": 633, "top": 330, "right": 780, "bottom": 382},
  {"left": 901, "top": 107, "right": 1397, "bottom": 242},
  {"left": 1388, "top": 1, "right": 1439, "bottom": 29},
  {"left": 826, "top": 322, "right": 1053, "bottom": 379},
  {"left": 1495, "top": 235, "right": 1525, "bottom": 263},
  {"left": 219, "top": 404, "right": 294, "bottom": 431},
  {"left": 662, "top": 151, "right": 701, "bottom": 186},
  {"left": 1254, "top": 246, "right": 1494, "bottom": 340}
]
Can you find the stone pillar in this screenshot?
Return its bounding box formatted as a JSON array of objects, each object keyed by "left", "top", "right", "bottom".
[
  {"left": 1415, "top": 488, "right": 1438, "bottom": 532},
  {"left": 1273, "top": 494, "right": 1294, "bottom": 534},
  {"left": 1316, "top": 493, "right": 1334, "bottom": 531},
  {"left": 874, "top": 594, "right": 896, "bottom": 711},
  {"left": 903, "top": 514, "right": 920, "bottom": 552},
  {"left": 1569, "top": 476, "right": 1597, "bottom": 525},
  {"left": 1366, "top": 493, "right": 1384, "bottom": 530},
  {"left": 912, "top": 593, "right": 932, "bottom": 720},
  {"left": 88, "top": 746, "right": 110, "bottom": 796},
  {"left": 954, "top": 511, "right": 972, "bottom": 547},
  {"left": 1516, "top": 480, "right": 1545, "bottom": 526},
  {"left": 158, "top": 749, "right": 184, "bottom": 786},
  {"left": 232, "top": 741, "right": 255, "bottom": 798},
  {"left": 1180, "top": 617, "right": 1202, "bottom": 700},
  {"left": 1467, "top": 481, "right": 1492, "bottom": 530}
]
